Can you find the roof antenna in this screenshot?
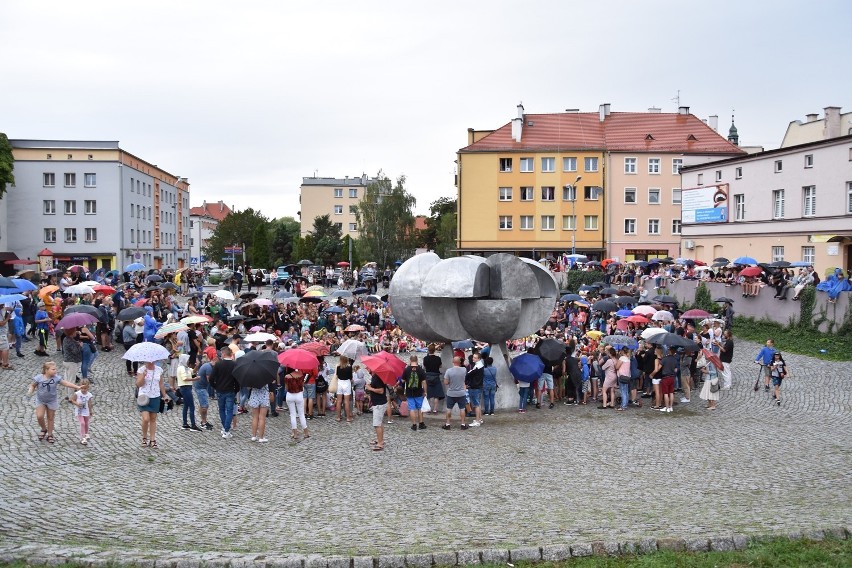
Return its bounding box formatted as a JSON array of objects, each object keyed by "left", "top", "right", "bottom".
[{"left": 671, "top": 89, "right": 680, "bottom": 109}]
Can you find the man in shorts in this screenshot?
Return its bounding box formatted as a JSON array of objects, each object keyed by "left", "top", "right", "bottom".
[
  {"left": 443, "top": 357, "right": 469, "bottom": 430},
  {"left": 403, "top": 355, "right": 427, "bottom": 431},
  {"left": 365, "top": 372, "right": 388, "bottom": 451}
]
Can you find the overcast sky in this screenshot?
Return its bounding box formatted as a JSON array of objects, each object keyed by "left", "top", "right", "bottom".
[{"left": 3, "top": 0, "right": 851, "bottom": 220}]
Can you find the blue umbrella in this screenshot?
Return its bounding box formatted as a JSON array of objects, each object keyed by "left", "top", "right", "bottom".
[
  {"left": 732, "top": 256, "right": 757, "bottom": 265},
  {"left": 578, "top": 285, "right": 594, "bottom": 292},
  {"left": 451, "top": 339, "right": 474, "bottom": 350},
  {"left": 615, "top": 309, "right": 634, "bottom": 318},
  {"left": 0, "top": 293, "right": 26, "bottom": 305},
  {"left": 125, "top": 262, "right": 145, "bottom": 272},
  {"left": 323, "top": 306, "right": 345, "bottom": 314},
  {"left": 566, "top": 253, "right": 588, "bottom": 261},
  {"left": 509, "top": 353, "right": 544, "bottom": 383},
  {"left": 602, "top": 335, "right": 639, "bottom": 350},
  {"left": 561, "top": 293, "right": 584, "bottom": 302},
  {"left": 11, "top": 278, "right": 37, "bottom": 291}
]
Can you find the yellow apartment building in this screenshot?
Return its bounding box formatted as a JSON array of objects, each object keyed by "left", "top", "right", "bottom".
[{"left": 299, "top": 174, "right": 378, "bottom": 237}]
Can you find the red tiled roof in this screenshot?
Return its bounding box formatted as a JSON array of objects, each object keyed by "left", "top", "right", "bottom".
[
  {"left": 460, "top": 111, "right": 745, "bottom": 155},
  {"left": 414, "top": 215, "right": 428, "bottom": 231},
  {"left": 189, "top": 201, "right": 232, "bottom": 222}
]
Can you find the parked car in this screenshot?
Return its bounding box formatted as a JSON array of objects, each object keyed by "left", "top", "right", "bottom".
[
  {"left": 276, "top": 266, "right": 291, "bottom": 283},
  {"left": 251, "top": 268, "right": 270, "bottom": 284},
  {"left": 208, "top": 268, "right": 234, "bottom": 282}
]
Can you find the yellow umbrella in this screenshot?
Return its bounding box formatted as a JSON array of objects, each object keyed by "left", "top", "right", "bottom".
[
  {"left": 306, "top": 285, "right": 325, "bottom": 292},
  {"left": 38, "top": 285, "right": 60, "bottom": 299},
  {"left": 303, "top": 290, "right": 328, "bottom": 298},
  {"left": 585, "top": 330, "right": 604, "bottom": 340}
]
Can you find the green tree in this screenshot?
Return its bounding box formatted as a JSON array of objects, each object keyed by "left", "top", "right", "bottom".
[
  {"left": 340, "top": 235, "right": 360, "bottom": 267},
  {"left": 269, "top": 216, "right": 300, "bottom": 266},
  {"left": 355, "top": 172, "right": 416, "bottom": 266},
  {"left": 251, "top": 223, "right": 271, "bottom": 268},
  {"left": 292, "top": 234, "right": 316, "bottom": 264},
  {"left": 0, "top": 133, "right": 15, "bottom": 200},
  {"left": 202, "top": 208, "right": 268, "bottom": 267},
  {"left": 421, "top": 197, "right": 457, "bottom": 257},
  {"left": 309, "top": 214, "right": 343, "bottom": 265}
]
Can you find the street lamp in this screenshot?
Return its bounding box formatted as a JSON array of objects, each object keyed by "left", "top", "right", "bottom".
[{"left": 565, "top": 175, "right": 582, "bottom": 255}]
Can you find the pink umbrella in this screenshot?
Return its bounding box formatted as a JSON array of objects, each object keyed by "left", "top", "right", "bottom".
[
  {"left": 249, "top": 325, "right": 264, "bottom": 332},
  {"left": 253, "top": 298, "right": 273, "bottom": 307},
  {"left": 632, "top": 305, "right": 657, "bottom": 316}
]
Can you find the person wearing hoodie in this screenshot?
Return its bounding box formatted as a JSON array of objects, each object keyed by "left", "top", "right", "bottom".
[{"left": 142, "top": 307, "right": 160, "bottom": 343}]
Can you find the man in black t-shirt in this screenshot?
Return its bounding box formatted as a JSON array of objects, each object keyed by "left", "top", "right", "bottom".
[
  {"left": 717, "top": 329, "right": 734, "bottom": 389},
  {"left": 366, "top": 373, "right": 388, "bottom": 451},
  {"left": 403, "top": 355, "right": 427, "bottom": 431}
]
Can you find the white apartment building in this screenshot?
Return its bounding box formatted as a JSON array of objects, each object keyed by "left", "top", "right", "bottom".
[
  {"left": 299, "top": 174, "right": 377, "bottom": 237},
  {"left": 5, "top": 140, "right": 190, "bottom": 272}
]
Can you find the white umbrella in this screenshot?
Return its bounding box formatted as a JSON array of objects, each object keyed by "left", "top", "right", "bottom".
[
  {"left": 80, "top": 280, "right": 101, "bottom": 287},
  {"left": 640, "top": 327, "right": 667, "bottom": 340},
  {"left": 122, "top": 342, "right": 170, "bottom": 362},
  {"left": 214, "top": 290, "right": 235, "bottom": 301},
  {"left": 699, "top": 317, "right": 726, "bottom": 327},
  {"left": 632, "top": 305, "right": 657, "bottom": 316},
  {"left": 335, "top": 339, "right": 367, "bottom": 360},
  {"left": 651, "top": 310, "right": 674, "bottom": 322},
  {"left": 65, "top": 284, "right": 95, "bottom": 296},
  {"left": 244, "top": 332, "right": 277, "bottom": 343}
]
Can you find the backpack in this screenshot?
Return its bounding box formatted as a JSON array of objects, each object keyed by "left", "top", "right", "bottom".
[{"left": 405, "top": 367, "right": 421, "bottom": 390}]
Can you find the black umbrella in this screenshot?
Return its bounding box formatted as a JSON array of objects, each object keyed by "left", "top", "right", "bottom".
[
  {"left": 297, "top": 259, "right": 313, "bottom": 266},
  {"left": 613, "top": 295, "right": 638, "bottom": 305},
  {"left": 161, "top": 282, "right": 178, "bottom": 290},
  {"left": 652, "top": 295, "right": 677, "bottom": 305},
  {"left": 560, "top": 293, "right": 584, "bottom": 302},
  {"left": 274, "top": 291, "right": 294, "bottom": 299},
  {"left": 117, "top": 307, "right": 145, "bottom": 321},
  {"left": 537, "top": 338, "right": 567, "bottom": 364},
  {"left": 145, "top": 285, "right": 161, "bottom": 293},
  {"left": 365, "top": 295, "right": 382, "bottom": 304},
  {"left": 770, "top": 260, "right": 791, "bottom": 268},
  {"left": 586, "top": 261, "right": 602, "bottom": 267},
  {"left": 592, "top": 300, "right": 617, "bottom": 313},
  {"left": 298, "top": 296, "right": 324, "bottom": 303},
  {"left": 647, "top": 332, "right": 695, "bottom": 349},
  {"left": 227, "top": 314, "right": 246, "bottom": 321},
  {"left": 714, "top": 297, "right": 735, "bottom": 304},
  {"left": 599, "top": 287, "right": 619, "bottom": 296},
  {"left": 146, "top": 274, "right": 163, "bottom": 283},
  {"left": 233, "top": 350, "right": 280, "bottom": 389},
  {"left": 712, "top": 261, "right": 728, "bottom": 268},
  {"left": 240, "top": 292, "right": 259, "bottom": 299},
  {"left": 714, "top": 257, "right": 729, "bottom": 263},
  {"left": 64, "top": 304, "right": 100, "bottom": 317},
  {"left": 591, "top": 281, "right": 606, "bottom": 288},
  {"left": 578, "top": 285, "right": 594, "bottom": 292}
]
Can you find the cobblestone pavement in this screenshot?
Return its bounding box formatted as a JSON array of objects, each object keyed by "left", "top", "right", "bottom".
[{"left": 0, "top": 334, "right": 849, "bottom": 560}]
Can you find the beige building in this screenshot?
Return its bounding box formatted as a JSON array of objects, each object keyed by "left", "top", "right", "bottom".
[
  {"left": 782, "top": 106, "right": 852, "bottom": 147},
  {"left": 299, "top": 175, "right": 376, "bottom": 237}
]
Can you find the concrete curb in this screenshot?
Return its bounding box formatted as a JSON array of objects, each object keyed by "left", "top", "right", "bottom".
[{"left": 0, "top": 526, "right": 848, "bottom": 566}]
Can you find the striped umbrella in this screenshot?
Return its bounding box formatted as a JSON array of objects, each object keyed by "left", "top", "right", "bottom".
[
  {"left": 180, "top": 315, "right": 212, "bottom": 325},
  {"left": 154, "top": 322, "right": 189, "bottom": 339}
]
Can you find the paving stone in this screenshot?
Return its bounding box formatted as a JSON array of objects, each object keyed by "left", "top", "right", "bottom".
[
  {"left": 685, "top": 538, "right": 709, "bottom": 552},
  {"left": 326, "top": 556, "right": 350, "bottom": 568},
  {"left": 352, "top": 557, "right": 374, "bottom": 568},
  {"left": 430, "top": 552, "right": 455, "bottom": 567},
  {"left": 785, "top": 531, "right": 804, "bottom": 542},
  {"left": 656, "top": 538, "right": 686, "bottom": 552},
  {"left": 709, "top": 537, "right": 735, "bottom": 552},
  {"left": 804, "top": 529, "right": 825, "bottom": 541},
  {"left": 732, "top": 534, "right": 749, "bottom": 550},
  {"left": 509, "top": 547, "right": 539, "bottom": 563},
  {"left": 570, "top": 544, "right": 592, "bottom": 557},
  {"left": 637, "top": 538, "right": 657, "bottom": 554},
  {"left": 403, "top": 553, "right": 431, "bottom": 568},
  {"left": 619, "top": 541, "right": 636, "bottom": 555},
  {"left": 455, "top": 551, "right": 479, "bottom": 566},
  {"left": 377, "top": 555, "right": 405, "bottom": 568},
  {"left": 824, "top": 526, "right": 848, "bottom": 540},
  {"left": 541, "top": 544, "right": 570, "bottom": 562},
  {"left": 478, "top": 549, "right": 507, "bottom": 564}
]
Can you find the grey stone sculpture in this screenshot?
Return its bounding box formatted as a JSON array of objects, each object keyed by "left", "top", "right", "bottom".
[{"left": 389, "top": 253, "right": 558, "bottom": 409}]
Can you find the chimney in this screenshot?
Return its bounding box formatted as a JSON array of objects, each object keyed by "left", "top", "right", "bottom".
[
  {"left": 709, "top": 115, "right": 719, "bottom": 131},
  {"left": 512, "top": 103, "right": 524, "bottom": 142},
  {"left": 648, "top": 107, "right": 661, "bottom": 113},
  {"left": 678, "top": 106, "right": 690, "bottom": 115},
  {"left": 824, "top": 106, "right": 841, "bottom": 139},
  {"left": 599, "top": 103, "right": 611, "bottom": 122},
  {"left": 806, "top": 113, "right": 819, "bottom": 123}
]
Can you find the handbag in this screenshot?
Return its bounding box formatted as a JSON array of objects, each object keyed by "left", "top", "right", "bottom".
[
  {"left": 328, "top": 376, "right": 339, "bottom": 394},
  {"left": 88, "top": 343, "right": 97, "bottom": 354},
  {"left": 617, "top": 375, "right": 631, "bottom": 385},
  {"left": 136, "top": 393, "right": 150, "bottom": 406},
  {"left": 709, "top": 378, "right": 720, "bottom": 393}
]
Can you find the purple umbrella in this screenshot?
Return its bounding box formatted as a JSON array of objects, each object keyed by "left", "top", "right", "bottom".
[{"left": 56, "top": 312, "right": 99, "bottom": 330}]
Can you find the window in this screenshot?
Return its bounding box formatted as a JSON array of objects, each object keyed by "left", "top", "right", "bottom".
[
  {"left": 498, "top": 187, "right": 513, "bottom": 201},
  {"left": 715, "top": 170, "right": 722, "bottom": 182},
  {"left": 499, "top": 158, "right": 513, "bottom": 172},
  {"left": 672, "top": 159, "right": 683, "bottom": 174},
  {"left": 802, "top": 246, "right": 815, "bottom": 264},
  {"left": 561, "top": 215, "right": 576, "bottom": 230},
  {"left": 773, "top": 189, "right": 785, "bottom": 219},
  {"left": 520, "top": 215, "right": 534, "bottom": 230},
  {"left": 498, "top": 216, "right": 513, "bottom": 230},
  {"left": 672, "top": 219, "right": 682, "bottom": 234},
  {"left": 584, "top": 157, "right": 599, "bottom": 172},
  {"left": 804, "top": 154, "right": 813, "bottom": 168},
  {"left": 85, "top": 228, "right": 97, "bottom": 242},
  {"left": 84, "top": 173, "right": 96, "bottom": 187},
  {"left": 84, "top": 200, "right": 96, "bottom": 214},
  {"left": 624, "top": 188, "right": 637, "bottom": 204},
  {"left": 541, "top": 186, "right": 555, "bottom": 201},
  {"left": 334, "top": 205, "right": 343, "bottom": 215},
  {"left": 349, "top": 205, "right": 358, "bottom": 214},
  {"left": 520, "top": 158, "right": 534, "bottom": 172},
  {"left": 562, "top": 185, "right": 576, "bottom": 201},
  {"left": 735, "top": 167, "right": 742, "bottom": 179},
  {"left": 541, "top": 157, "right": 555, "bottom": 172},
  {"left": 802, "top": 186, "right": 816, "bottom": 217},
  {"left": 672, "top": 189, "right": 682, "bottom": 204},
  {"left": 648, "top": 219, "right": 660, "bottom": 234},
  {"left": 44, "top": 228, "right": 56, "bottom": 243},
  {"left": 64, "top": 228, "right": 77, "bottom": 243},
  {"left": 131, "top": 229, "right": 135, "bottom": 244},
  {"left": 333, "top": 188, "right": 343, "bottom": 198},
  {"left": 774, "top": 160, "right": 783, "bottom": 173},
  {"left": 349, "top": 188, "right": 358, "bottom": 198},
  {"left": 541, "top": 215, "right": 555, "bottom": 230},
  {"left": 624, "top": 157, "right": 637, "bottom": 174},
  {"left": 349, "top": 223, "right": 357, "bottom": 232},
  {"left": 562, "top": 157, "right": 577, "bottom": 172},
  {"left": 64, "top": 173, "right": 76, "bottom": 187},
  {"left": 697, "top": 173, "right": 704, "bottom": 185},
  {"left": 771, "top": 246, "right": 785, "bottom": 262},
  {"left": 520, "top": 187, "right": 533, "bottom": 201},
  {"left": 648, "top": 188, "right": 661, "bottom": 204},
  {"left": 64, "top": 200, "right": 76, "bottom": 214},
  {"left": 43, "top": 173, "right": 55, "bottom": 187},
  {"left": 584, "top": 215, "right": 599, "bottom": 230},
  {"left": 648, "top": 158, "right": 660, "bottom": 174},
  {"left": 624, "top": 218, "right": 636, "bottom": 234},
  {"left": 584, "top": 186, "right": 599, "bottom": 200},
  {"left": 848, "top": 182, "right": 852, "bottom": 214},
  {"left": 43, "top": 200, "right": 55, "bottom": 215},
  {"left": 734, "top": 194, "right": 745, "bottom": 221}
]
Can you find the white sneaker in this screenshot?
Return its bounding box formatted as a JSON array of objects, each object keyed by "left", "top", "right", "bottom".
[
  {"left": 470, "top": 420, "right": 481, "bottom": 427},
  {"left": 680, "top": 397, "right": 690, "bottom": 403},
  {"left": 251, "top": 436, "right": 258, "bottom": 442},
  {"left": 659, "top": 407, "right": 667, "bottom": 412},
  {"left": 222, "top": 431, "right": 232, "bottom": 439},
  {"left": 666, "top": 407, "right": 673, "bottom": 413},
  {"left": 258, "top": 437, "right": 268, "bottom": 443}
]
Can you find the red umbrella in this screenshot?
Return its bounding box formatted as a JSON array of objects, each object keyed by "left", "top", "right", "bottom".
[
  {"left": 133, "top": 298, "right": 149, "bottom": 307},
  {"left": 298, "top": 341, "right": 330, "bottom": 356},
  {"left": 681, "top": 309, "right": 713, "bottom": 319},
  {"left": 739, "top": 266, "right": 762, "bottom": 278},
  {"left": 361, "top": 352, "right": 406, "bottom": 386},
  {"left": 93, "top": 285, "right": 116, "bottom": 294},
  {"left": 624, "top": 314, "right": 649, "bottom": 324},
  {"left": 336, "top": 261, "right": 350, "bottom": 267},
  {"left": 68, "top": 265, "right": 86, "bottom": 272},
  {"left": 278, "top": 348, "right": 319, "bottom": 371}
]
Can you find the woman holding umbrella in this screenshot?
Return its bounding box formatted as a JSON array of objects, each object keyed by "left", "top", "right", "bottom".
[
  {"left": 598, "top": 346, "right": 618, "bottom": 409},
  {"left": 131, "top": 344, "right": 172, "bottom": 449},
  {"left": 282, "top": 364, "right": 310, "bottom": 440}
]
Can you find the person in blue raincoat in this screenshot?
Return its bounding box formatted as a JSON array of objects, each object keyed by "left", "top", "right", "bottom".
[
  {"left": 143, "top": 306, "right": 161, "bottom": 342},
  {"left": 815, "top": 268, "right": 851, "bottom": 303}
]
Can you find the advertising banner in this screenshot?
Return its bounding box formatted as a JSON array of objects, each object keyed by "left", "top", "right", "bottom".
[{"left": 681, "top": 184, "right": 729, "bottom": 224}]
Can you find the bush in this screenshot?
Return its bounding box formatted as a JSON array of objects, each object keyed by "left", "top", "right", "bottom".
[
  {"left": 208, "top": 275, "right": 221, "bottom": 285},
  {"left": 558, "top": 270, "right": 607, "bottom": 293},
  {"left": 689, "top": 282, "right": 718, "bottom": 313}
]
